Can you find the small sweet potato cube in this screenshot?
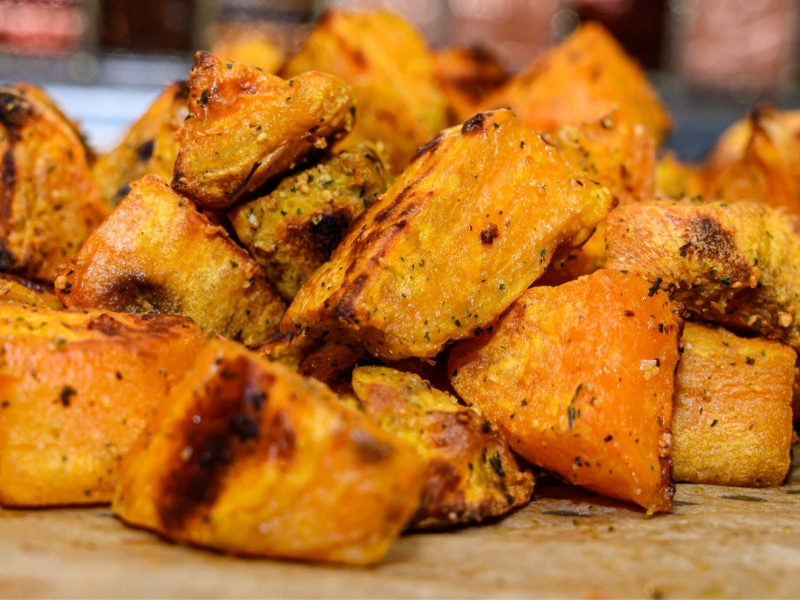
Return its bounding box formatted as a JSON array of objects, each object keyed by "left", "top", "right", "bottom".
[
  {"left": 0, "top": 304, "right": 206, "bottom": 507},
  {"left": 172, "top": 51, "right": 355, "bottom": 210},
  {"left": 449, "top": 269, "right": 683, "bottom": 513},
  {"left": 92, "top": 81, "right": 188, "bottom": 208},
  {"left": 54, "top": 175, "right": 286, "bottom": 347},
  {"left": 0, "top": 84, "right": 109, "bottom": 282},
  {"left": 283, "top": 109, "right": 614, "bottom": 360},
  {"left": 351, "top": 366, "right": 533, "bottom": 530},
  {"left": 113, "top": 339, "right": 426, "bottom": 565},
  {"left": 672, "top": 322, "right": 795, "bottom": 487}
]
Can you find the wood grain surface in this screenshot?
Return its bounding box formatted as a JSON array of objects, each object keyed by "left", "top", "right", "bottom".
[{"left": 2, "top": 451, "right": 799, "bottom": 599}]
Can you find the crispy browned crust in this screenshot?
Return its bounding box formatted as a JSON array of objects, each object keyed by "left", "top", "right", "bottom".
[
  {"left": 0, "top": 303, "right": 206, "bottom": 507},
  {"left": 351, "top": 366, "right": 533, "bottom": 530},
  {"left": 0, "top": 84, "right": 109, "bottom": 282},
  {"left": 605, "top": 198, "right": 800, "bottom": 351},
  {"left": 282, "top": 109, "right": 614, "bottom": 360},
  {"left": 54, "top": 175, "right": 286, "bottom": 346},
  {"left": 112, "top": 339, "right": 426, "bottom": 565},
  {"left": 92, "top": 81, "right": 189, "bottom": 208},
  {"left": 229, "top": 142, "right": 389, "bottom": 300},
  {"left": 172, "top": 51, "right": 355, "bottom": 210}
]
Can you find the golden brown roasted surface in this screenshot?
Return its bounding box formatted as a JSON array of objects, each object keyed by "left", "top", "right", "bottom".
[
  {"left": 229, "top": 142, "right": 390, "bottom": 301},
  {"left": 483, "top": 22, "right": 671, "bottom": 143},
  {"left": 350, "top": 365, "right": 533, "bottom": 530},
  {"left": 0, "top": 273, "right": 63, "bottom": 309},
  {"left": 672, "top": 322, "right": 795, "bottom": 487},
  {"left": 449, "top": 269, "right": 683, "bottom": 513},
  {"left": 281, "top": 9, "right": 448, "bottom": 173},
  {"left": 605, "top": 198, "right": 800, "bottom": 351},
  {"left": 0, "top": 304, "right": 206, "bottom": 507},
  {"left": 112, "top": 338, "right": 426, "bottom": 565},
  {"left": 91, "top": 81, "right": 189, "bottom": 208},
  {"left": 282, "top": 109, "right": 614, "bottom": 360},
  {"left": 433, "top": 45, "right": 509, "bottom": 125},
  {"left": 54, "top": 175, "right": 286, "bottom": 347},
  {"left": 0, "top": 84, "right": 109, "bottom": 282},
  {"left": 654, "top": 151, "right": 705, "bottom": 200},
  {"left": 172, "top": 51, "right": 355, "bottom": 210}
]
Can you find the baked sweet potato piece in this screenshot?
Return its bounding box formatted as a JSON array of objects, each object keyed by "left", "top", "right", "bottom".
[
  {"left": 483, "top": 22, "right": 671, "bottom": 144},
  {"left": 351, "top": 366, "right": 533, "bottom": 530},
  {"left": 281, "top": 9, "right": 448, "bottom": 173},
  {"left": 0, "top": 273, "right": 62, "bottom": 309},
  {"left": 605, "top": 198, "right": 800, "bottom": 351},
  {"left": 449, "top": 269, "right": 683, "bottom": 513},
  {"left": 282, "top": 109, "right": 614, "bottom": 360},
  {"left": 54, "top": 175, "right": 286, "bottom": 346},
  {"left": 672, "top": 322, "right": 795, "bottom": 487},
  {"left": 704, "top": 104, "right": 800, "bottom": 213},
  {"left": 91, "top": 81, "right": 188, "bottom": 208},
  {"left": 229, "top": 142, "right": 390, "bottom": 301},
  {"left": 0, "top": 303, "right": 206, "bottom": 507},
  {"left": 0, "top": 84, "right": 109, "bottom": 282},
  {"left": 433, "top": 45, "right": 509, "bottom": 125},
  {"left": 172, "top": 51, "right": 355, "bottom": 210},
  {"left": 112, "top": 338, "right": 426, "bottom": 565}
]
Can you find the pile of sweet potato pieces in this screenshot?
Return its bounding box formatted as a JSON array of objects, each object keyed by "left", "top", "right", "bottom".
[{"left": 0, "top": 9, "right": 797, "bottom": 565}]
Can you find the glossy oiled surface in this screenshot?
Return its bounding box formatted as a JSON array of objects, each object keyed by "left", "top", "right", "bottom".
[{"left": 2, "top": 450, "right": 799, "bottom": 599}]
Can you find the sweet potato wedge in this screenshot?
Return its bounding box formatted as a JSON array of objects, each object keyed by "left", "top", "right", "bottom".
[
  {"left": 282, "top": 109, "right": 614, "bottom": 360},
  {"left": 672, "top": 322, "right": 795, "bottom": 487},
  {"left": 0, "top": 84, "right": 109, "bottom": 282},
  {"left": 54, "top": 175, "right": 286, "bottom": 346},
  {"left": 351, "top": 365, "right": 533, "bottom": 530},
  {"left": 172, "top": 51, "right": 355, "bottom": 210},
  {"left": 281, "top": 9, "right": 448, "bottom": 173},
  {"left": 0, "top": 304, "right": 206, "bottom": 507},
  {"left": 483, "top": 22, "right": 671, "bottom": 144},
  {"left": 92, "top": 80, "right": 189, "bottom": 208},
  {"left": 229, "top": 142, "right": 390, "bottom": 301},
  {"left": 113, "top": 338, "right": 426, "bottom": 565},
  {"left": 449, "top": 269, "right": 683, "bottom": 513}
]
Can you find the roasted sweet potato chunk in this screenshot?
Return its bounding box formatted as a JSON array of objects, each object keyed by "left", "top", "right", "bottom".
[
  {"left": 283, "top": 109, "right": 614, "bottom": 360},
  {"left": 0, "top": 273, "right": 62, "bottom": 309},
  {"left": 351, "top": 366, "right": 533, "bottom": 530},
  {"left": 92, "top": 81, "right": 188, "bottom": 208},
  {"left": 483, "top": 22, "right": 671, "bottom": 143},
  {"left": 54, "top": 175, "right": 286, "bottom": 346},
  {"left": 0, "top": 84, "right": 109, "bottom": 282},
  {"left": 281, "top": 9, "right": 448, "bottom": 173},
  {"left": 605, "top": 198, "right": 800, "bottom": 351},
  {"left": 113, "top": 339, "right": 426, "bottom": 565},
  {"left": 0, "top": 304, "right": 206, "bottom": 507},
  {"left": 229, "top": 142, "right": 389, "bottom": 300},
  {"left": 449, "top": 269, "right": 683, "bottom": 513},
  {"left": 672, "top": 322, "right": 795, "bottom": 487},
  {"left": 655, "top": 151, "right": 705, "bottom": 200},
  {"left": 172, "top": 51, "right": 355, "bottom": 210}
]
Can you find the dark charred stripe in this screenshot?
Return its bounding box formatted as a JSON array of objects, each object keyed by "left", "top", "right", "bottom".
[
  {"left": 411, "top": 131, "right": 446, "bottom": 163},
  {"left": 158, "top": 355, "right": 276, "bottom": 533},
  {"left": 137, "top": 139, "right": 155, "bottom": 162},
  {"left": 461, "top": 112, "right": 489, "bottom": 135}
]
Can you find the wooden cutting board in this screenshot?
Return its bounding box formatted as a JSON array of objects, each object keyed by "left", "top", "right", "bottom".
[{"left": 2, "top": 453, "right": 799, "bottom": 599}]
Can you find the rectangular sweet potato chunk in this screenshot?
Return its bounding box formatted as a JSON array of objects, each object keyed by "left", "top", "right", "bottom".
[
  {"left": 0, "top": 304, "right": 206, "bottom": 507},
  {"left": 672, "top": 322, "right": 795, "bottom": 487},
  {"left": 449, "top": 269, "right": 683, "bottom": 513},
  {"left": 283, "top": 109, "right": 614, "bottom": 360}
]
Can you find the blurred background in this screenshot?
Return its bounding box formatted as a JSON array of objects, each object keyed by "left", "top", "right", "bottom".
[{"left": 1, "top": 0, "right": 798, "bottom": 158}]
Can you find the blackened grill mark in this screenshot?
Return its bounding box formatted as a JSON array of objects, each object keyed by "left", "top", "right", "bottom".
[
  {"left": 158, "top": 355, "right": 273, "bottom": 533},
  {"left": 688, "top": 216, "right": 738, "bottom": 259},
  {"left": 411, "top": 131, "right": 446, "bottom": 163},
  {"left": 480, "top": 223, "right": 499, "bottom": 245},
  {"left": 293, "top": 209, "right": 354, "bottom": 259},
  {"left": 104, "top": 273, "right": 181, "bottom": 315},
  {"left": 461, "top": 112, "right": 488, "bottom": 135}
]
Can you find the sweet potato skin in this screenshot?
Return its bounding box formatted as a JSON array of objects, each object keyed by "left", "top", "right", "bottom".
[
  {"left": 282, "top": 109, "right": 614, "bottom": 360},
  {"left": 92, "top": 81, "right": 188, "bottom": 208},
  {"left": 0, "top": 84, "right": 108, "bottom": 282},
  {"left": 449, "top": 269, "right": 683, "bottom": 513},
  {"left": 672, "top": 322, "right": 795, "bottom": 487},
  {"left": 351, "top": 366, "right": 533, "bottom": 530},
  {"left": 54, "top": 175, "right": 286, "bottom": 346},
  {"left": 0, "top": 304, "right": 206, "bottom": 507},
  {"left": 113, "top": 339, "right": 426, "bottom": 565},
  {"left": 173, "top": 51, "right": 355, "bottom": 209}
]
